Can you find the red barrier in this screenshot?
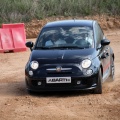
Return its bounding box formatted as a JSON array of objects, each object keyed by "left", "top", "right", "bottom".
[
  {"left": 11, "top": 28, "right": 26, "bottom": 52},
  {"left": 2, "top": 23, "right": 24, "bottom": 29},
  {"left": 0, "top": 23, "right": 26, "bottom": 53},
  {"left": 0, "top": 29, "right": 14, "bottom": 53}
]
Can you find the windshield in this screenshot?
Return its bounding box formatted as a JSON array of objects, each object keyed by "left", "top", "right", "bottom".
[{"left": 36, "top": 26, "right": 94, "bottom": 49}]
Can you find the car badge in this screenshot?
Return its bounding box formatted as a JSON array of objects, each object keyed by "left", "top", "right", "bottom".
[{"left": 56, "top": 66, "right": 62, "bottom": 72}]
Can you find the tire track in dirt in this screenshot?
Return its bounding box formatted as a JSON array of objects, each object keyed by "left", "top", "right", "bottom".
[{"left": 0, "top": 30, "right": 120, "bottom": 120}]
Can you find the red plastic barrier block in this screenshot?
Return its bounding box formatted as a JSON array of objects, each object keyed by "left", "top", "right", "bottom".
[
  {"left": 0, "top": 29, "right": 14, "bottom": 53},
  {"left": 11, "top": 27, "right": 26, "bottom": 52},
  {"left": 2, "top": 23, "right": 24, "bottom": 29},
  {"left": 1, "top": 23, "right": 26, "bottom": 52}
]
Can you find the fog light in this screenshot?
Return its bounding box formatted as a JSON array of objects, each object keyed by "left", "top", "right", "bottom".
[
  {"left": 29, "top": 70, "right": 33, "bottom": 76},
  {"left": 77, "top": 81, "right": 81, "bottom": 85},
  {"left": 86, "top": 69, "right": 93, "bottom": 75},
  {"left": 38, "top": 81, "right": 41, "bottom": 85}
]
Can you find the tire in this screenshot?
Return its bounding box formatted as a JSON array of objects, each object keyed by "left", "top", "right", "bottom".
[
  {"left": 27, "top": 89, "right": 35, "bottom": 95},
  {"left": 109, "top": 57, "right": 115, "bottom": 81},
  {"left": 94, "top": 69, "right": 102, "bottom": 94}
]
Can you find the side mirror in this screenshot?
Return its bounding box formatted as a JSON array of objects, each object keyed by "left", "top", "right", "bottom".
[
  {"left": 97, "top": 44, "right": 102, "bottom": 50},
  {"left": 101, "top": 39, "right": 110, "bottom": 46},
  {"left": 25, "top": 41, "right": 34, "bottom": 51}
]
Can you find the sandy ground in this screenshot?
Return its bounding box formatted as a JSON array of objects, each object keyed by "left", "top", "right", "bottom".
[{"left": 0, "top": 30, "right": 120, "bottom": 120}]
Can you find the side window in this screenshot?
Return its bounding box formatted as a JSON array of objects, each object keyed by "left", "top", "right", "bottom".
[
  {"left": 95, "top": 23, "right": 104, "bottom": 46},
  {"left": 98, "top": 24, "right": 104, "bottom": 40}
]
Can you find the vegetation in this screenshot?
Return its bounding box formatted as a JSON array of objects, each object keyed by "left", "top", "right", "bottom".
[{"left": 0, "top": 0, "right": 120, "bottom": 23}]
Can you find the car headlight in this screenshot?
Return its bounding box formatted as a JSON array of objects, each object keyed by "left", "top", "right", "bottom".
[
  {"left": 81, "top": 59, "right": 92, "bottom": 68},
  {"left": 30, "top": 61, "right": 39, "bottom": 70}
]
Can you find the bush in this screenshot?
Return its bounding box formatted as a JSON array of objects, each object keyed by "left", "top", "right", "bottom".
[{"left": 0, "top": 0, "right": 120, "bottom": 23}]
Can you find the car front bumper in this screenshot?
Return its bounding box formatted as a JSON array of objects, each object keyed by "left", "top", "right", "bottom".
[{"left": 25, "top": 73, "right": 99, "bottom": 92}]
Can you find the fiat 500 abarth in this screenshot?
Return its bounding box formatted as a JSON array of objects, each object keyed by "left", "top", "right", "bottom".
[{"left": 25, "top": 20, "right": 115, "bottom": 94}]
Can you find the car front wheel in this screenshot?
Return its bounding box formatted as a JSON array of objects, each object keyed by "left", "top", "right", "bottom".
[{"left": 94, "top": 69, "right": 102, "bottom": 94}]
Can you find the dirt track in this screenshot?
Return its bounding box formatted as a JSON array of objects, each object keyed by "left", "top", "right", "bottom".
[{"left": 0, "top": 30, "right": 120, "bottom": 120}]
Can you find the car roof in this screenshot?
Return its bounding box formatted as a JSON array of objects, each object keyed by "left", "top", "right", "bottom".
[{"left": 44, "top": 20, "right": 95, "bottom": 28}]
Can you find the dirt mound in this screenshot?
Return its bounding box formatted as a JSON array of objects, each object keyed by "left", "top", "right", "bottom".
[{"left": 25, "top": 15, "right": 120, "bottom": 38}]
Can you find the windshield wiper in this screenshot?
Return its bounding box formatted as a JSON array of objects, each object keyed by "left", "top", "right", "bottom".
[
  {"left": 49, "top": 46, "right": 85, "bottom": 49},
  {"left": 35, "top": 46, "right": 85, "bottom": 49},
  {"left": 35, "top": 46, "right": 51, "bottom": 49}
]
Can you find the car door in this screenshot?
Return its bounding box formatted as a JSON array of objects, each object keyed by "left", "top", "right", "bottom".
[
  {"left": 101, "top": 41, "right": 111, "bottom": 81},
  {"left": 94, "top": 22, "right": 111, "bottom": 81}
]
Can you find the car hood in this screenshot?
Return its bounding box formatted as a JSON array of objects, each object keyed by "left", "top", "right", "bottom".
[{"left": 30, "top": 48, "right": 97, "bottom": 64}]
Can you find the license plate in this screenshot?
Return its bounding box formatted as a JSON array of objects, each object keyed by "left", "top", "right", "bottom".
[{"left": 46, "top": 77, "right": 71, "bottom": 83}]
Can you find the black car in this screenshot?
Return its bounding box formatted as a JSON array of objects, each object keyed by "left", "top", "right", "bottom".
[{"left": 25, "top": 20, "right": 115, "bottom": 94}]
